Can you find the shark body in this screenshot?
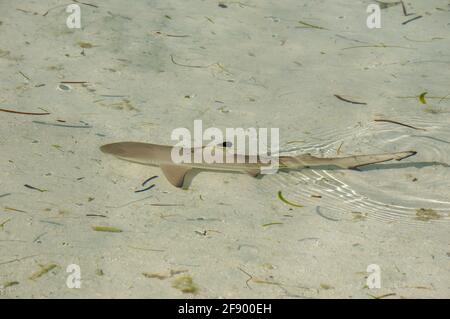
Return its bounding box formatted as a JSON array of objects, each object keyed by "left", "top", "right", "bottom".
[{"left": 100, "top": 142, "right": 416, "bottom": 188}]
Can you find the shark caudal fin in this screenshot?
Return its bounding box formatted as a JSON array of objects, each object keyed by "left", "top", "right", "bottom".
[{"left": 160, "top": 164, "right": 191, "bottom": 188}]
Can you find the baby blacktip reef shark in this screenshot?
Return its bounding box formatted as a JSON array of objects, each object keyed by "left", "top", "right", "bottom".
[{"left": 100, "top": 142, "right": 417, "bottom": 188}]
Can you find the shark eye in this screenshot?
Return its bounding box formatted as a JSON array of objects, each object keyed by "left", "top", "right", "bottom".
[{"left": 221, "top": 141, "right": 232, "bottom": 148}]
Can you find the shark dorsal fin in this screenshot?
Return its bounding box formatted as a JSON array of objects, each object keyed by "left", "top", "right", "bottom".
[{"left": 160, "top": 164, "right": 191, "bottom": 188}]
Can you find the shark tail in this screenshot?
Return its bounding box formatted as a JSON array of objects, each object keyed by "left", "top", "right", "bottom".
[{"left": 280, "top": 151, "right": 417, "bottom": 169}]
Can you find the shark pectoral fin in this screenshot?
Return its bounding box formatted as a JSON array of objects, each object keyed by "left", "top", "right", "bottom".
[
  {"left": 160, "top": 164, "right": 191, "bottom": 188},
  {"left": 244, "top": 169, "right": 260, "bottom": 177},
  {"left": 336, "top": 151, "right": 417, "bottom": 169}
]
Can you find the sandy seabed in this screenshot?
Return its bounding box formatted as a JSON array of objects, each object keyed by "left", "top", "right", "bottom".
[{"left": 0, "top": 0, "right": 449, "bottom": 298}]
